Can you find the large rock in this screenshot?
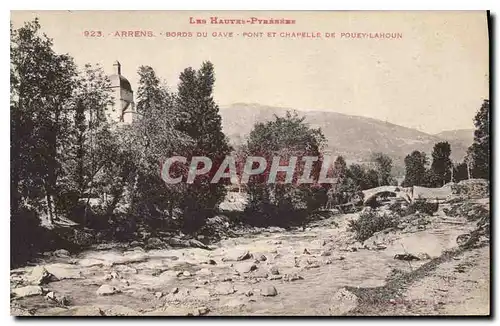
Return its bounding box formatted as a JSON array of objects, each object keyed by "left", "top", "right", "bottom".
[
  {"left": 223, "top": 249, "right": 253, "bottom": 262},
  {"left": 78, "top": 258, "right": 105, "bottom": 268},
  {"left": 213, "top": 283, "right": 236, "bottom": 295},
  {"left": 234, "top": 262, "right": 257, "bottom": 274},
  {"left": 269, "top": 266, "right": 279, "bottom": 275},
  {"left": 329, "top": 288, "right": 358, "bottom": 315},
  {"left": 45, "top": 291, "right": 69, "bottom": 306},
  {"left": 283, "top": 273, "right": 303, "bottom": 282},
  {"left": 45, "top": 263, "right": 84, "bottom": 280},
  {"left": 26, "top": 266, "right": 57, "bottom": 285},
  {"left": 394, "top": 253, "right": 420, "bottom": 261},
  {"left": 96, "top": 284, "right": 121, "bottom": 296},
  {"left": 260, "top": 285, "right": 278, "bottom": 297},
  {"left": 12, "top": 286, "right": 44, "bottom": 298},
  {"left": 53, "top": 249, "right": 70, "bottom": 258}
]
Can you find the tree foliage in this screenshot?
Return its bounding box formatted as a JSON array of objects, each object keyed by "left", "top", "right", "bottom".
[
  {"left": 176, "top": 62, "right": 232, "bottom": 231},
  {"left": 370, "top": 152, "right": 393, "bottom": 186},
  {"left": 402, "top": 151, "right": 428, "bottom": 187},
  {"left": 243, "top": 111, "right": 327, "bottom": 226},
  {"left": 430, "top": 141, "right": 452, "bottom": 186},
  {"left": 468, "top": 99, "right": 490, "bottom": 179}
]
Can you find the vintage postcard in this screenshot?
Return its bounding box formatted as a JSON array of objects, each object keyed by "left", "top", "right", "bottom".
[{"left": 10, "top": 11, "right": 490, "bottom": 316}]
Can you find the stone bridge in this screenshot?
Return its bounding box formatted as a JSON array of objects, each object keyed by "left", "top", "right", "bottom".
[{"left": 361, "top": 186, "right": 412, "bottom": 205}]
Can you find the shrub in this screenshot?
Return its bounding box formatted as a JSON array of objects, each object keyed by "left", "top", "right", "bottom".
[
  {"left": 348, "top": 209, "right": 399, "bottom": 242},
  {"left": 409, "top": 200, "right": 439, "bottom": 215}
]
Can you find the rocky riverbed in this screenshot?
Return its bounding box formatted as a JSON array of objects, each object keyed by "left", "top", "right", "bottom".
[{"left": 10, "top": 199, "right": 490, "bottom": 316}]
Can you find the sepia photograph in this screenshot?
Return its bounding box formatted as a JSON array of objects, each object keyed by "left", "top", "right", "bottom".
[{"left": 9, "top": 10, "right": 490, "bottom": 316}]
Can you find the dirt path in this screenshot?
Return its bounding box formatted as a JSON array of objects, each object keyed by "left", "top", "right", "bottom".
[{"left": 10, "top": 205, "right": 489, "bottom": 316}]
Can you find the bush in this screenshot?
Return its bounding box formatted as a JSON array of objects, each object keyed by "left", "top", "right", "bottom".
[
  {"left": 348, "top": 209, "right": 399, "bottom": 242},
  {"left": 387, "top": 200, "right": 437, "bottom": 217},
  {"left": 408, "top": 200, "right": 439, "bottom": 216},
  {"left": 445, "top": 201, "right": 489, "bottom": 222}
]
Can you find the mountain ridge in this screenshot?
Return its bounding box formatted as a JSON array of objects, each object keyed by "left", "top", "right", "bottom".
[{"left": 218, "top": 103, "right": 471, "bottom": 174}]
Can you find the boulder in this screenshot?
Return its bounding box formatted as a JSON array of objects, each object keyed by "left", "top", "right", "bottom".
[
  {"left": 12, "top": 285, "right": 44, "bottom": 298},
  {"left": 234, "top": 262, "right": 257, "bottom": 274},
  {"left": 260, "top": 285, "right": 278, "bottom": 297},
  {"left": 283, "top": 273, "right": 303, "bottom": 282},
  {"left": 394, "top": 253, "right": 420, "bottom": 261},
  {"left": 223, "top": 249, "right": 253, "bottom": 262},
  {"left": 45, "top": 291, "right": 69, "bottom": 306},
  {"left": 188, "top": 239, "right": 210, "bottom": 250},
  {"left": 78, "top": 258, "right": 105, "bottom": 268},
  {"left": 53, "top": 249, "right": 70, "bottom": 258},
  {"left": 213, "top": 283, "right": 236, "bottom": 295},
  {"left": 129, "top": 240, "right": 142, "bottom": 248},
  {"left": 269, "top": 266, "right": 280, "bottom": 275},
  {"left": 96, "top": 284, "right": 121, "bottom": 296},
  {"left": 26, "top": 266, "right": 57, "bottom": 285},
  {"left": 45, "top": 263, "right": 84, "bottom": 280},
  {"left": 193, "top": 306, "right": 210, "bottom": 316},
  {"left": 249, "top": 270, "right": 269, "bottom": 279}
]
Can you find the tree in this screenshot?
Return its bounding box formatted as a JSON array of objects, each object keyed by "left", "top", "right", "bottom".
[
  {"left": 244, "top": 111, "right": 326, "bottom": 225},
  {"left": 129, "top": 66, "right": 193, "bottom": 228},
  {"left": 468, "top": 99, "right": 490, "bottom": 179},
  {"left": 402, "top": 151, "right": 428, "bottom": 187},
  {"left": 59, "top": 64, "right": 119, "bottom": 223},
  {"left": 370, "top": 153, "right": 393, "bottom": 186},
  {"left": 365, "top": 169, "right": 380, "bottom": 189},
  {"left": 430, "top": 141, "right": 452, "bottom": 186},
  {"left": 11, "top": 19, "right": 78, "bottom": 223},
  {"left": 176, "top": 62, "right": 232, "bottom": 230},
  {"left": 453, "top": 162, "right": 469, "bottom": 183}
]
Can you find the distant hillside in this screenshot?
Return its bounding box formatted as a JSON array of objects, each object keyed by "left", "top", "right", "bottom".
[
  {"left": 435, "top": 129, "right": 474, "bottom": 149},
  {"left": 219, "top": 103, "right": 470, "bottom": 174}
]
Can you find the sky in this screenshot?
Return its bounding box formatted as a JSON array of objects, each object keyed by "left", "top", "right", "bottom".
[{"left": 11, "top": 11, "right": 489, "bottom": 134}]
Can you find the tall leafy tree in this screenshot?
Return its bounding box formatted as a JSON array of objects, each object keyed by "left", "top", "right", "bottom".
[
  {"left": 402, "top": 151, "right": 428, "bottom": 187},
  {"left": 130, "top": 66, "right": 192, "bottom": 226},
  {"left": 452, "top": 162, "right": 469, "bottom": 183},
  {"left": 430, "top": 141, "right": 452, "bottom": 186},
  {"left": 468, "top": 99, "right": 490, "bottom": 179},
  {"left": 370, "top": 152, "right": 393, "bottom": 186},
  {"left": 11, "top": 19, "right": 78, "bottom": 222},
  {"left": 59, "top": 64, "right": 116, "bottom": 222},
  {"left": 176, "top": 61, "right": 231, "bottom": 230},
  {"left": 244, "top": 111, "right": 326, "bottom": 225}
]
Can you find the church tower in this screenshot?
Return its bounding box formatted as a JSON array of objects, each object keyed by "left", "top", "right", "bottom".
[{"left": 108, "top": 61, "right": 137, "bottom": 124}]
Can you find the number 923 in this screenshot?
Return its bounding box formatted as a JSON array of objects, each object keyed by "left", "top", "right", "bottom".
[{"left": 83, "top": 31, "right": 103, "bottom": 37}]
